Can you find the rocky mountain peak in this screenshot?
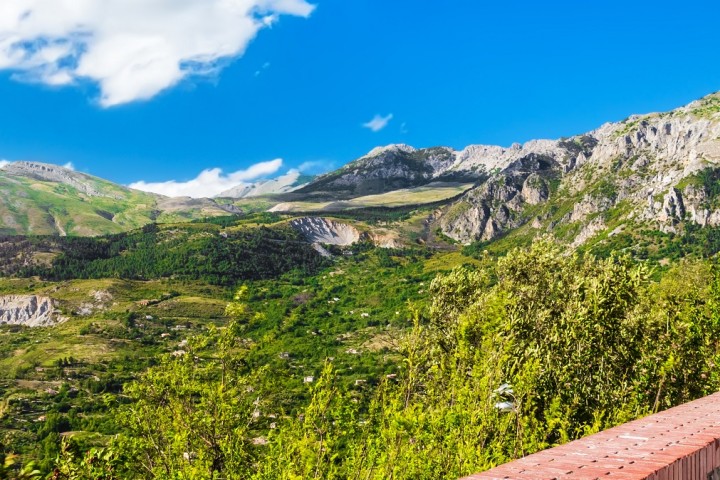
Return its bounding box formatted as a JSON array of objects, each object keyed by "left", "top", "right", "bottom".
[
  {"left": 363, "top": 144, "right": 417, "bottom": 158},
  {"left": 3, "top": 161, "right": 107, "bottom": 197}
]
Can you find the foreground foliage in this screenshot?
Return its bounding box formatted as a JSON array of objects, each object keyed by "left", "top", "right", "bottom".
[{"left": 43, "top": 240, "right": 720, "bottom": 479}]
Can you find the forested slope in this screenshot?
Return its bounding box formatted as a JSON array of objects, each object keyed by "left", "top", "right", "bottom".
[
  {"left": 0, "top": 222, "right": 328, "bottom": 285},
  {"left": 23, "top": 241, "right": 720, "bottom": 479}
]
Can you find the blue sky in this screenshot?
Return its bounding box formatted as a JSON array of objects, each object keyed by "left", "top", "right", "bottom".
[{"left": 0, "top": 0, "right": 719, "bottom": 196}]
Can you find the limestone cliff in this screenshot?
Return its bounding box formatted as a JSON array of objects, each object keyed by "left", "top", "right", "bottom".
[
  {"left": 437, "top": 92, "right": 720, "bottom": 244},
  {"left": 0, "top": 295, "right": 65, "bottom": 327}
]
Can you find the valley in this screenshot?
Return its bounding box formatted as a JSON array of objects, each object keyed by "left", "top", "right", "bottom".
[
  {"left": 0, "top": 230, "right": 466, "bottom": 474},
  {"left": 1, "top": 92, "right": 720, "bottom": 478},
  {"left": 3, "top": 93, "right": 720, "bottom": 259},
  {"left": 2, "top": 1, "right": 719, "bottom": 477}
]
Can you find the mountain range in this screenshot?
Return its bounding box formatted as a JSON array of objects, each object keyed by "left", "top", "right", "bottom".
[{"left": 2, "top": 92, "right": 720, "bottom": 253}]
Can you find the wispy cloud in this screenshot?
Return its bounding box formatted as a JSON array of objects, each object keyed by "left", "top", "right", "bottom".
[
  {"left": 0, "top": 1, "right": 315, "bottom": 107},
  {"left": 297, "top": 160, "right": 334, "bottom": 175},
  {"left": 129, "top": 159, "right": 283, "bottom": 198},
  {"left": 62, "top": 162, "right": 75, "bottom": 171},
  {"left": 255, "top": 62, "right": 271, "bottom": 77},
  {"left": 400, "top": 122, "right": 409, "bottom": 134},
  {"left": 363, "top": 113, "right": 394, "bottom": 132}
]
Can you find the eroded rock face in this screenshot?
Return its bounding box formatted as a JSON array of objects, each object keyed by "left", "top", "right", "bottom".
[
  {"left": 440, "top": 174, "right": 527, "bottom": 243},
  {"left": 438, "top": 93, "right": 720, "bottom": 245},
  {"left": 0, "top": 295, "right": 65, "bottom": 327},
  {"left": 290, "top": 217, "right": 361, "bottom": 245},
  {"left": 521, "top": 173, "right": 549, "bottom": 205},
  {"left": 439, "top": 152, "right": 563, "bottom": 244}
]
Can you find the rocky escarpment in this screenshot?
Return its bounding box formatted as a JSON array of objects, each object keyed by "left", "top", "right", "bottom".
[
  {"left": 0, "top": 295, "right": 65, "bottom": 327},
  {"left": 286, "top": 92, "right": 720, "bottom": 246},
  {"left": 290, "top": 217, "right": 362, "bottom": 245},
  {"left": 438, "top": 92, "right": 720, "bottom": 244},
  {"left": 289, "top": 217, "right": 406, "bottom": 249},
  {"left": 295, "top": 145, "right": 469, "bottom": 198},
  {"left": 440, "top": 156, "right": 558, "bottom": 243},
  {"left": 3, "top": 161, "right": 110, "bottom": 198}
]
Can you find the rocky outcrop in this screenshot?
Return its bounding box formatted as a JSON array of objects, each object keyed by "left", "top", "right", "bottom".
[
  {"left": 437, "top": 92, "right": 720, "bottom": 244},
  {"left": 368, "top": 230, "right": 403, "bottom": 249},
  {"left": 290, "top": 217, "right": 361, "bottom": 245},
  {"left": 440, "top": 153, "right": 562, "bottom": 243},
  {"left": 3, "top": 161, "right": 109, "bottom": 198},
  {"left": 521, "top": 173, "right": 550, "bottom": 205},
  {"left": 642, "top": 183, "right": 720, "bottom": 232},
  {"left": 0, "top": 295, "right": 65, "bottom": 327},
  {"left": 440, "top": 174, "right": 528, "bottom": 243}
]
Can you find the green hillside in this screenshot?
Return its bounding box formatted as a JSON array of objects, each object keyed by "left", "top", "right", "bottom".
[
  {"left": 0, "top": 163, "right": 230, "bottom": 236},
  {"left": 1, "top": 229, "right": 719, "bottom": 479}
]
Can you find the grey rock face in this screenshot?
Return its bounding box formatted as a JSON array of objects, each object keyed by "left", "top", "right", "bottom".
[
  {"left": 290, "top": 217, "right": 361, "bottom": 245},
  {"left": 439, "top": 150, "right": 564, "bottom": 243},
  {"left": 438, "top": 92, "right": 720, "bottom": 245},
  {"left": 658, "top": 188, "right": 685, "bottom": 224},
  {"left": 0, "top": 295, "right": 65, "bottom": 327},
  {"left": 3, "top": 161, "right": 109, "bottom": 198},
  {"left": 521, "top": 174, "right": 549, "bottom": 205},
  {"left": 440, "top": 174, "right": 527, "bottom": 243}
]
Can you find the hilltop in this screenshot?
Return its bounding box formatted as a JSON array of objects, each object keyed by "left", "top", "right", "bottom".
[
  {"left": 0, "top": 162, "right": 233, "bottom": 236},
  {"left": 1, "top": 93, "right": 720, "bottom": 262}
]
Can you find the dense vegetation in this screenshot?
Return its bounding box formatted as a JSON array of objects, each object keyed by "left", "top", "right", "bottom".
[
  {"left": 0, "top": 223, "right": 328, "bottom": 285},
  {"left": 0, "top": 240, "right": 440, "bottom": 478},
  {"left": 4, "top": 240, "right": 717, "bottom": 479}
]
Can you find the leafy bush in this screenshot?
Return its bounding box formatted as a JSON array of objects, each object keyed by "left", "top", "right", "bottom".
[{"left": 53, "top": 240, "right": 720, "bottom": 479}]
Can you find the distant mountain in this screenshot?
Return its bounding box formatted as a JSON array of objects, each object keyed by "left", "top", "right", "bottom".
[
  {"left": 293, "top": 140, "right": 572, "bottom": 199},
  {"left": 278, "top": 92, "right": 720, "bottom": 255},
  {"left": 0, "top": 162, "right": 232, "bottom": 236},
  {"left": 435, "top": 92, "right": 720, "bottom": 247},
  {"left": 3, "top": 92, "right": 720, "bottom": 252},
  {"left": 218, "top": 170, "right": 314, "bottom": 198},
  {"left": 294, "top": 144, "right": 474, "bottom": 199}
]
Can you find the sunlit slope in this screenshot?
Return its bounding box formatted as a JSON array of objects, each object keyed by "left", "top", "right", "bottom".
[{"left": 0, "top": 162, "right": 230, "bottom": 236}]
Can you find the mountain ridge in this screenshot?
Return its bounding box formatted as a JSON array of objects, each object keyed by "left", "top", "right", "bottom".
[
  {"left": 0, "top": 161, "right": 232, "bottom": 236},
  {"left": 2, "top": 91, "right": 720, "bottom": 252}
]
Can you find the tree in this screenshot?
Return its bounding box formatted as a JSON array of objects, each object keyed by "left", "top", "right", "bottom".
[{"left": 54, "top": 288, "right": 266, "bottom": 479}]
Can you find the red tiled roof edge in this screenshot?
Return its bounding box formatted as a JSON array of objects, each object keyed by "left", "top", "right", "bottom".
[{"left": 460, "top": 391, "right": 720, "bottom": 480}]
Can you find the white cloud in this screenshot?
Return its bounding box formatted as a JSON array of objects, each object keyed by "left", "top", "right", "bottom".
[
  {"left": 0, "top": 160, "right": 10, "bottom": 169},
  {"left": 0, "top": 0, "right": 315, "bottom": 107},
  {"left": 362, "top": 113, "right": 393, "bottom": 132},
  {"left": 62, "top": 162, "right": 74, "bottom": 170},
  {"left": 254, "top": 61, "right": 271, "bottom": 77},
  {"left": 297, "top": 160, "right": 332, "bottom": 174},
  {"left": 129, "top": 159, "right": 283, "bottom": 198}
]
